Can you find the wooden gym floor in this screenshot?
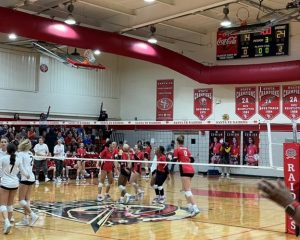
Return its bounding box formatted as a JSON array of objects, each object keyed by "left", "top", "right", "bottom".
[{"left": 1, "top": 174, "right": 298, "bottom": 240}]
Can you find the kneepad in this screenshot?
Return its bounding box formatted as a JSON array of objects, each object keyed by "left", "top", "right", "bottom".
[
  {"left": 185, "top": 191, "right": 193, "bottom": 197},
  {"left": 132, "top": 182, "right": 137, "bottom": 187},
  {"left": 20, "top": 200, "right": 28, "bottom": 207},
  {"left": 157, "top": 186, "right": 163, "bottom": 191},
  {"left": 0, "top": 205, "right": 7, "bottom": 212},
  {"left": 98, "top": 183, "right": 103, "bottom": 188},
  {"left": 7, "top": 205, "right": 13, "bottom": 212},
  {"left": 152, "top": 184, "right": 158, "bottom": 189},
  {"left": 105, "top": 183, "right": 111, "bottom": 187}
]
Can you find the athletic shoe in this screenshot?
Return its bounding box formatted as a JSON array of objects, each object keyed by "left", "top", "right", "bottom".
[
  {"left": 10, "top": 217, "right": 15, "bottom": 223},
  {"left": 226, "top": 173, "right": 230, "bottom": 178},
  {"left": 137, "top": 189, "right": 144, "bottom": 195},
  {"left": 30, "top": 213, "right": 39, "bottom": 226},
  {"left": 45, "top": 177, "right": 50, "bottom": 182},
  {"left": 191, "top": 207, "right": 200, "bottom": 216},
  {"left": 15, "top": 218, "right": 29, "bottom": 227},
  {"left": 118, "top": 197, "right": 125, "bottom": 204},
  {"left": 105, "top": 194, "right": 112, "bottom": 201},
  {"left": 158, "top": 196, "right": 166, "bottom": 204},
  {"left": 3, "top": 222, "right": 11, "bottom": 234},
  {"left": 76, "top": 177, "right": 80, "bottom": 185},
  {"left": 97, "top": 195, "right": 104, "bottom": 202},
  {"left": 124, "top": 193, "right": 131, "bottom": 204},
  {"left": 35, "top": 180, "right": 39, "bottom": 185},
  {"left": 152, "top": 196, "right": 159, "bottom": 204}
]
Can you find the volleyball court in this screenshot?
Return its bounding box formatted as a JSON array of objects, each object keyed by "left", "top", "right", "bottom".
[{"left": 0, "top": 119, "right": 297, "bottom": 236}]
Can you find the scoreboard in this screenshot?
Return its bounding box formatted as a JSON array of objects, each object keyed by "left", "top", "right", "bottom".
[{"left": 216, "top": 24, "right": 289, "bottom": 60}]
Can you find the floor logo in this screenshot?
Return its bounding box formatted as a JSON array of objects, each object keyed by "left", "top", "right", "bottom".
[{"left": 16, "top": 200, "right": 192, "bottom": 233}]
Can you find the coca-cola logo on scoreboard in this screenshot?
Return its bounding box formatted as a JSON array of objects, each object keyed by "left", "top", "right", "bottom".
[{"left": 217, "top": 31, "right": 238, "bottom": 60}]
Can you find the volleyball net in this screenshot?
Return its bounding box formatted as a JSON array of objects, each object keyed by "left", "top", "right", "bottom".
[{"left": 1, "top": 119, "right": 298, "bottom": 175}]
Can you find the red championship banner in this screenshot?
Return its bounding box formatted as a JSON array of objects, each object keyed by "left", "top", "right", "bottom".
[
  {"left": 216, "top": 31, "right": 238, "bottom": 60},
  {"left": 156, "top": 79, "right": 174, "bottom": 121},
  {"left": 194, "top": 88, "right": 213, "bottom": 120},
  {"left": 235, "top": 87, "right": 256, "bottom": 120},
  {"left": 283, "top": 85, "right": 300, "bottom": 120},
  {"left": 284, "top": 143, "right": 300, "bottom": 235},
  {"left": 258, "top": 86, "right": 280, "bottom": 120}
]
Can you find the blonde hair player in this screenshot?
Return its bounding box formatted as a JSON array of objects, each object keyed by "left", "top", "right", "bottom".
[
  {"left": 173, "top": 135, "right": 200, "bottom": 216},
  {"left": 15, "top": 139, "right": 39, "bottom": 227},
  {"left": 0, "top": 143, "right": 30, "bottom": 234}
]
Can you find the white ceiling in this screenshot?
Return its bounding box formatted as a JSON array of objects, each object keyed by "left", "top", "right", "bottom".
[{"left": 0, "top": 0, "right": 299, "bottom": 49}]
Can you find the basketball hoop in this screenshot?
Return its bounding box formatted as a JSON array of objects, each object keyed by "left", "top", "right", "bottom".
[
  {"left": 83, "top": 49, "right": 96, "bottom": 64},
  {"left": 236, "top": 7, "right": 250, "bottom": 26}
]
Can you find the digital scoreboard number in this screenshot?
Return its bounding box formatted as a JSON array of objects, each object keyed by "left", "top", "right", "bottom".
[{"left": 217, "top": 24, "right": 289, "bottom": 60}]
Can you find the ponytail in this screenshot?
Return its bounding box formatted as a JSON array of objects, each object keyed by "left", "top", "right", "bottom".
[{"left": 7, "top": 143, "right": 17, "bottom": 173}]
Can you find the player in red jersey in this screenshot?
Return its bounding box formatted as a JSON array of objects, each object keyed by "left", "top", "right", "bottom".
[
  {"left": 152, "top": 146, "right": 168, "bottom": 204},
  {"left": 76, "top": 143, "right": 87, "bottom": 183},
  {"left": 144, "top": 141, "right": 152, "bottom": 178},
  {"left": 245, "top": 137, "right": 259, "bottom": 166},
  {"left": 117, "top": 144, "right": 132, "bottom": 204},
  {"left": 173, "top": 135, "right": 200, "bottom": 216},
  {"left": 111, "top": 142, "right": 120, "bottom": 179},
  {"left": 63, "top": 151, "right": 75, "bottom": 181},
  {"left": 210, "top": 137, "right": 222, "bottom": 164},
  {"left": 129, "top": 145, "right": 145, "bottom": 199},
  {"left": 97, "top": 141, "right": 114, "bottom": 202},
  {"left": 230, "top": 137, "right": 240, "bottom": 165}
]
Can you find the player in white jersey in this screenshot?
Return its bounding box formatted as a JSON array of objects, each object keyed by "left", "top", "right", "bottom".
[
  {"left": 33, "top": 137, "right": 50, "bottom": 184},
  {"left": 53, "top": 139, "right": 65, "bottom": 184},
  {"left": 15, "top": 139, "right": 39, "bottom": 227},
  {"left": 0, "top": 137, "right": 8, "bottom": 185},
  {"left": 0, "top": 143, "right": 29, "bottom": 234}
]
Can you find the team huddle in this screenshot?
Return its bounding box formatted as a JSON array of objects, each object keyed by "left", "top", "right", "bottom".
[{"left": 0, "top": 135, "right": 199, "bottom": 235}]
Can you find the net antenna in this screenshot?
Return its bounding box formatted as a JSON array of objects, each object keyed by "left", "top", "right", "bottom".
[
  {"left": 266, "top": 120, "right": 273, "bottom": 168},
  {"left": 292, "top": 119, "right": 298, "bottom": 142}
]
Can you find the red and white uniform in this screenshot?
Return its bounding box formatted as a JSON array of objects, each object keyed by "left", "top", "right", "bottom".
[
  {"left": 246, "top": 144, "right": 258, "bottom": 165},
  {"left": 99, "top": 148, "right": 114, "bottom": 172},
  {"left": 174, "top": 146, "right": 194, "bottom": 174},
  {"left": 133, "top": 151, "right": 144, "bottom": 174},
  {"left": 157, "top": 155, "right": 167, "bottom": 173},
  {"left": 230, "top": 143, "right": 240, "bottom": 157},
  {"left": 211, "top": 142, "right": 222, "bottom": 155},
  {"left": 77, "top": 148, "right": 87, "bottom": 158},
  {"left": 47, "top": 160, "right": 55, "bottom": 168},
  {"left": 145, "top": 146, "right": 151, "bottom": 160}
]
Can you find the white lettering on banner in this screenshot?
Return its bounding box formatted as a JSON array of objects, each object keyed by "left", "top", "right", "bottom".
[
  {"left": 283, "top": 86, "right": 300, "bottom": 97},
  {"left": 236, "top": 89, "right": 256, "bottom": 99},
  {"left": 216, "top": 36, "right": 237, "bottom": 46},
  {"left": 288, "top": 164, "right": 295, "bottom": 172},
  {"left": 290, "top": 182, "right": 295, "bottom": 191},
  {"left": 291, "top": 219, "right": 296, "bottom": 230},
  {"left": 259, "top": 89, "right": 280, "bottom": 98},
  {"left": 288, "top": 173, "right": 296, "bottom": 182},
  {"left": 194, "top": 92, "right": 212, "bottom": 100}
]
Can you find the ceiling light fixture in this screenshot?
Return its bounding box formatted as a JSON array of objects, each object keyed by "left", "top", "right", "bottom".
[
  {"left": 220, "top": 5, "right": 232, "bottom": 27},
  {"left": 8, "top": 33, "right": 17, "bottom": 40},
  {"left": 148, "top": 25, "right": 158, "bottom": 44},
  {"left": 94, "top": 49, "right": 101, "bottom": 55},
  {"left": 64, "top": 2, "right": 76, "bottom": 25}
]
